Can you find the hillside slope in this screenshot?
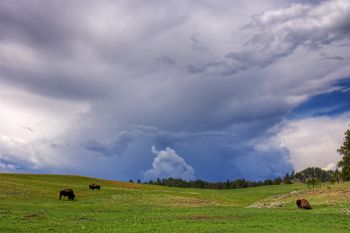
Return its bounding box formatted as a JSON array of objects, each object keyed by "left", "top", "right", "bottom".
[{"left": 0, "top": 173, "right": 349, "bottom": 232}]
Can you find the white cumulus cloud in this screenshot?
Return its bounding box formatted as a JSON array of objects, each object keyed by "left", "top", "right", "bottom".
[
  {"left": 271, "top": 113, "right": 350, "bottom": 171},
  {"left": 144, "top": 146, "right": 195, "bottom": 180}
]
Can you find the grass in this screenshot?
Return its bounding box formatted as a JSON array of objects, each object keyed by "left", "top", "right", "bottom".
[{"left": 1, "top": 173, "right": 350, "bottom": 232}]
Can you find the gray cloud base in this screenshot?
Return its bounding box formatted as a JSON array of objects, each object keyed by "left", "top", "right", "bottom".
[{"left": 0, "top": 0, "right": 349, "bottom": 180}]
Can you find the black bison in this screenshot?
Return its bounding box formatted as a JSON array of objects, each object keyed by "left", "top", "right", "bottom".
[
  {"left": 296, "top": 199, "right": 311, "bottom": 209},
  {"left": 89, "top": 183, "right": 101, "bottom": 190},
  {"left": 59, "top": 189, "right": 75, "bottom": 200}
]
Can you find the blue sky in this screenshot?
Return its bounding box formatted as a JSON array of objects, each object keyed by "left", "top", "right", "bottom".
[
  {"left": 0, "top": 0, "right": 349, "bottom": 181},
  {"left": 290, "top": 78, "right": 350, "bottom": 118}
]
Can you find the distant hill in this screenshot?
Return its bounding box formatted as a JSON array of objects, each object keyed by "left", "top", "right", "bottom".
[{"left": 293, "top": 167, "right": 335, "bottom": 182}]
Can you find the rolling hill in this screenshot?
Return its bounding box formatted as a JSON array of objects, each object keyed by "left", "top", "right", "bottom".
[{"left": 1, "top": 173, "right": 350, "bottom": 232}]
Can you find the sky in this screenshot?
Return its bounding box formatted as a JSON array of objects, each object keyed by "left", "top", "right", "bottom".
[{"left": 0, "top": 0, "right": 350, "bottom": 181}]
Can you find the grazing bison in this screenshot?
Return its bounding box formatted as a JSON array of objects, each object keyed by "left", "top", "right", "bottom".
[
  {"left": 296, "top": 199, "right": 311, "bottom": 209},
  {"left": 59, "top": 189, "right": 75, "bottom": 200},
  {"left": 89, "top": 183, "right": 101, "bottom": 190}
]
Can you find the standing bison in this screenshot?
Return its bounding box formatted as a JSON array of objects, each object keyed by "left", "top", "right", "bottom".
[
  {"left": 296, "top": 199, "right": 311, "bottom": 209},
  {"left": 59, "top": 189, "right": 75, "bottom": 200},
  {"left": 89, "top": 183, "right": 101, "bottom": 190}
]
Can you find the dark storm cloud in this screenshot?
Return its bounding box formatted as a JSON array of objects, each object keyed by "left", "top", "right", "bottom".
[
  {"left": 155, "top": 56, "right": 176, "bottom": 66},
  {"left": 190, "top": 0, "right": 350, "bottom": 75},
  {"left": 190, "top": 33, "right": 209, "bottom": 52},
  {"left": 0, "top": 1, "right": 82, "bottom": 54},
  {"left": 81, "top": 125, "right": 293, "bottom": 181},
  {"left": 319, "top": 53, "right": 345, "bottom": 61},
  {"left": 0, "top": 1, "right": 106, "bottom": 100},
  {"left": 0, "top": 67, "right": 106, "bottom": 100},
  {"left": 1, "top": 0, "right": 350, "bottom": 180},
  {"left": 82, "top": 126, "right": 233, "bottom": 157}
]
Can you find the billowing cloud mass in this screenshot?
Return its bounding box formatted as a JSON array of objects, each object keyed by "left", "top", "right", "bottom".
[
  {"left": 144, "top": 146, "right": 195, "bottom": 181},
  {"left": 0, "top": 0, "right": 349, "bottom": 181},
  {"left": 271, "top": 113, "right": 350, "bottom": 171}
]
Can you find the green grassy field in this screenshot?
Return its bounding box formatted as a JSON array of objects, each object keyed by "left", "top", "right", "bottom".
[{"left": 1, "top": 173, "right": 350, "bottom": 232}]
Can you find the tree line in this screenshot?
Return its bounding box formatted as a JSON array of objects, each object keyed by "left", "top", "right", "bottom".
[
  {"left": 131, "top": 168, "right": 336, "bottom": 190},
  {"left": 139, "top": 176, "right": 287, "bottom": 189},
  {"left": 129, "top": 125, "right": 350, "bottom": 189}
]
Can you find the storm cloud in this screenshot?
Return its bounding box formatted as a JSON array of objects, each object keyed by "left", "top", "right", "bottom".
[{"left": 0, "top": 0, "right": 349, "bottom": 181}]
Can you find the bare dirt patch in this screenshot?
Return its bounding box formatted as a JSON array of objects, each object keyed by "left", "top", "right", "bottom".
[
  {"left": 165, "top": 196, "right": 222, "bottom": 207},
  {"left": 21, "top": 212, "right": 45, "bottom": 220},
  {"left": 247, "top": 190, "right": 300, "bottom": 208}
]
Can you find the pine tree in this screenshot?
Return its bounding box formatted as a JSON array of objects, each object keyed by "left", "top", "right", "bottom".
[
  {"left": 334, "top": 169, "right": 340, "bottom": 184},
  {"left": 337, "top": 127, "right": 350, "bottom": 181},
  {"left": 283, "top": 173, "right": 292, "bottom": 184}
]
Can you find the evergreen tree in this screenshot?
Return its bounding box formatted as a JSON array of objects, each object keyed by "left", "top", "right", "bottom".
[
  {"left": 294, "top": 167, "right": 332, "bottom": 182},
  {"left": 283, "top": 173, "right": 292, "bottom": 184},
  {"left": 224, "top": 179, "right": 230, "bottom": 189},
  {"left": 306, "top": 178, "right": 320, "bottom": 189},
  {"left": 337, "top": 127, "right": 350, "bottom": 181},
  {"left": 273, "top": 177, "right": 282, "bottom": 185},
  {"left": 290, "top": 171, "right": 295, "bottom": 179},
  {"left": 334, "top": 169, "right": 340, "bottom": 184}
]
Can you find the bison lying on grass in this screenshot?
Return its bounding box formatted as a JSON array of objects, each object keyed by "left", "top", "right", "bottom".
[
  {"left": 296, "top": 199, "right": 311, "bottom": 209},
  {"left": 89, "top": 183, "right": 101, "bottom": 190},
  {"left": 59, "top": 189, "right": 75, "bottom": 200}
]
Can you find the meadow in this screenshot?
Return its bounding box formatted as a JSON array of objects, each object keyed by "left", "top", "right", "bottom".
[{"left": 1, "top": 173, "right": 350, "bottom": 232}]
